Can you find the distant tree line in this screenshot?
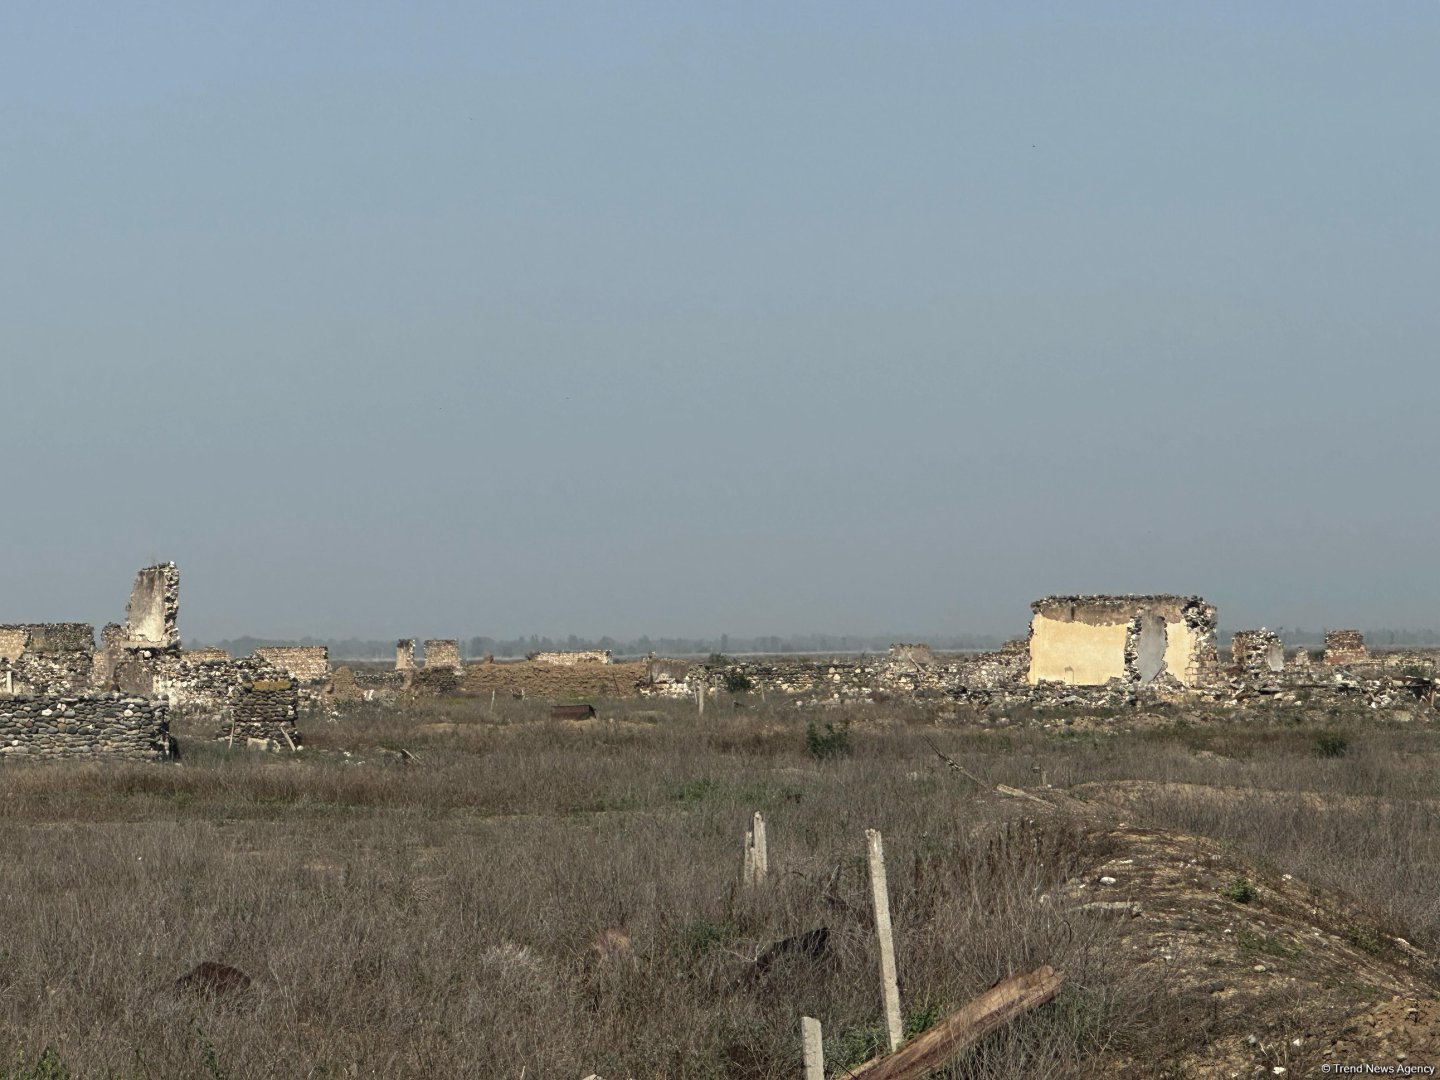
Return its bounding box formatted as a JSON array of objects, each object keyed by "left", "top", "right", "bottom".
[
  {"left": 192, "top": 627, "right": 1440, "bottom": 662},
  {"left": 190, "top": 631, "right": 1015, "bottom": 661}
]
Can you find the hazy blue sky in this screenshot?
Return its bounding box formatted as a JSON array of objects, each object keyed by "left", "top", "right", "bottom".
[{"left": 4, "top": 2, "right": 1438, "bottom": 642}]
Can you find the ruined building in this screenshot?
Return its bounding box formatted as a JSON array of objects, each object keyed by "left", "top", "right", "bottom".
[
  {"left": 1230, "top": 629, "right": 1285, "bottom": 677},
  {"left": 1026, "top": 595, "right": 1219, "bottom": 689},
  {"left": 1324, "top": 630, "right": 1369, "bottom": 666}
]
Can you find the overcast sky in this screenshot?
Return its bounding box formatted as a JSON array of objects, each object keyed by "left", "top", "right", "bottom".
[{"left": 3, "top": 2, "right": 1437, "bottom": 643}]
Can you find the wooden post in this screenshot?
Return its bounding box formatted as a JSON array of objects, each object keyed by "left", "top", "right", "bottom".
[
  {"left": 867, "top": 828, "right": 903, "bottom": 1052},
  {"left": 698, "top": 683, "right": 705, "bottom": 718},
  {"left": 744, "top": 811, "right": 768, "bottom": 887},
  {"left": 801, "top": 1015, "right": 825, "bottom": 1080}
]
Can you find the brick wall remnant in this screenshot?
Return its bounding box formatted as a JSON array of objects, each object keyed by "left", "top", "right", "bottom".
[
  {"left": 252, "top": 646, "right": 330, "bottom": 684},
  {"left": 423, "top": 640, "right": 463, "bottom": 672},
  {"left": 1231, "top": 630, "right": 1285, "bottom": 676},
  {"left": 0, "top": 695, "right": 169, "bottom": 761},
  {"left": 1027, "top": 595, "right": 1218, "bottom": 689},
  {"left": 183, "top": 648, "right": 230, "bottom": 662},
  {"left": 1289, "top": 648, "right": 1313, "bottom": 669},
  {"left": 527, "top": 650, "right": 613, "bottom": 666},
  {"left": 395, "top": 640, "right": 415, "bottom": 671},
  {"left": 1324, "top": 630, "right": 1368, "bottom": 666},
  {"left": 123, "top": 563, "right": 180, "bottom": 652}
]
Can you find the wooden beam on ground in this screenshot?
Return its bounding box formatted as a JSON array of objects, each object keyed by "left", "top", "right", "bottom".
[{"left": 845, "top": 966, "right": 1065, "bottom": 1080}]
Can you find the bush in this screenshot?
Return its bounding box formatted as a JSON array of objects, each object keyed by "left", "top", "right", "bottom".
[
  {"left": 1315, "top": 732, "right": 1349, "bottom": 758},
  {"left": 806, "top": 720, "right": 852, "bottom": 761},
  {"left": 1221, "top": 876, "right": 1258, "bottom": 904},
  {"left": 723, "top": 670, "right": 755, "bottom": 694}
]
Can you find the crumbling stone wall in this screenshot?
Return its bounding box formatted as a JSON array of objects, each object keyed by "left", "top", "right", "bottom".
[
  {"left": 122, "top": 564, "right": 180, "bottom": 651},
  {"left": 423, "top": 640, "right": 463, "bottom": 672},
  {"left": 0, "top": 629, "right": 27, "bottom": 662},
  {"left": 1027, "top": 596, "right": 1217, "bottom": 688},
  {"left": 888, "top": 644, "right": 936, "bottom": 668},
  {"left": 253, "top": 646, "right": 330, "bottom": 684},
  {"left": 642, "top": 657, "right": 692, "bottom": 692},
  {"left": 1231, "top": 630, "right": 1284, "bottom": 677},
  {"left": 1325, "top": 630, "right": 1369, "bottom": 666},
  {"left": 395, "top": 639, "right": 415, "bottom": 671},
  {"left": 0, "top": 695, "right": 169, "bottom": 761},
  {"left": 0, "top": 625, "right": 98, "bottom": 695},
  {"left": 183, "top": 648, "right": 230, "bottom": 662},
  {"left": 222, "top": 679, "right": 300, "bottom": 747},
  {"left": 527, "top": 650, "right": 613, "bottom": 666},
  {"left": 0, "top": 624, "right": 96, "bottom": 655},
  {"left": 955, "top": 640, "right": 1031, "bottom": 689}
]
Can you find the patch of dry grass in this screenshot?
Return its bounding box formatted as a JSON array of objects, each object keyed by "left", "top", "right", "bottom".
[{"left": 0, "top": 694, "right": 1431, "bottom": 1077}]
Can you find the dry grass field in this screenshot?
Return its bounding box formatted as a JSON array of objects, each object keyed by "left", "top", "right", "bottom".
[{"left": 0, "top": 693, "right": 1436, "bottom": 1078}]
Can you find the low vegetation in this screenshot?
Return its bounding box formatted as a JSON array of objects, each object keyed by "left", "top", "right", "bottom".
[{"left": 0, "top": 693, "right": 1433, "bottom": 1076}]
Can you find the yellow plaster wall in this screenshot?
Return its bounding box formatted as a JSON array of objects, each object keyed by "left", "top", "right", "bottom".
[
  {"left": 1027, "top": 615, "right": 1129, "bottom": 685},
  {"left": 1163, "top": 626, "right": 1196, "bottom": 687}
]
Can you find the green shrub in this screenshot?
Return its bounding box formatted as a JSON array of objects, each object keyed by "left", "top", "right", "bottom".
[
  {"left": 1315, "top": 732, "right": 1349, "bottom": 758},
  {"left": 806, "top": 720, "right": 852, "bottom": 761},
  {"left": 723, "top": 670, "right": 755, "bottom": 694},
  {"left": 1221, "top": 876, "right": 1258, "bottom": 904}
]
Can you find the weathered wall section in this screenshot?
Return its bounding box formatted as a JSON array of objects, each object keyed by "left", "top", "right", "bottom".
[
  {"left": 123, "top": 564, "right": 180, "bottom": 650},
  {"left": 1325, "top": 630, "right": 1369, "bottom": 666},
  {"left": 1028, "top": 596, "right": 1218, "bottom": 688},
  {"left": 423, "top": 640, "right": 463, "bottom": 672},
  {"left": 253, "top": 647, "right": 330, "bottom": 684},
  {"left": 0, "top": 695, "right": 169, "bottom": 761},
  {"left": 1231, "top": 630, "right": 1284, "bottom": 676},
  {"left": 528, "top": 650, "right": 613, "bottom": 666}
]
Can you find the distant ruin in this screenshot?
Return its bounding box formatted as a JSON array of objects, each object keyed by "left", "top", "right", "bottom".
[
  {"left": 1231, "top": 630, "right": 1284, "bottom": 676},
  {"left": 252, "top": 646, "right": 330, "bottom": 685},
  {"left": 528, "top": 650, "right": 612, "bottom": 666},
  {"left": 423, "top": 640, "right": 463, "bottom": 672},
  {"left": 1026, "top": 596, "right": 1218, "bottom": 689},
  {"left": 2, "top": 564, "right": 1434, "bottom": 739},
  {"left": 1324, "top": 630, "right": 1368, "bottom": 666}
]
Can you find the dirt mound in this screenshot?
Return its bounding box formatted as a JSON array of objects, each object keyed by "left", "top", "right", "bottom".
[
  {"left": 461, "top": 660, "right": 649, "bottom": 699},
  {"left": 1027, "top": 789, "right": 1440, "bottom": 1076}
]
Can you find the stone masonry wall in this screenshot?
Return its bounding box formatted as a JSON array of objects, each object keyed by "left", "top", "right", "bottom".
[
  {"left": 223, "top": 680, "right": 300, "bottom": 746},
  {"left": 1231, "top": 630, "right": 1284, "bottom": 676},
  {"left": 423, "top": 640, "right": 463, "bottom": 672},
  {"left": 253, "top": 646, "right": 330, "bottom": 684},
  {"left": 0, "top": 695, "right": 169, "bottom": 761},
  {"left": 1325, "top": 630, "right": 1369, "bottom": 666},
  {"left": 527, "top": 650, "right": 613, "bottom": 666},
  {"left": 123, "top": 563, "right": 180, "bottom": 651}
]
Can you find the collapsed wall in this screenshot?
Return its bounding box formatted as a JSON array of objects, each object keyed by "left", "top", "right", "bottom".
[
  {"left": 1231, "top": 630, "right": 1285, "bottom": 677},
  {"left": 1027, "top": 596, "right": 1219, "bottom": 689}
]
